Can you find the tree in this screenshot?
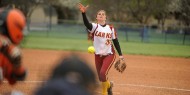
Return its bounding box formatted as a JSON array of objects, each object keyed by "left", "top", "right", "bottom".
[
  {"left": 80, "top": 0, "right": 129, "bottom": 22},
  {"left": 153, "top": 0, "right": 173, "bottom": 31},
  {"left": 84, "top": 0, "right": 173, "bottom": 24},
  {"left": 0, "top": 0, "right": 81, "bottom": 22},
  {"left": 50, "top": 0, "right": 80, "bottom": 23},
  {"left": 125, "top": 0, "right": 172, "bottom": 24},
  {"left": 178, "top": 0, "right": 190, "bottom": 26},
  {"left": 0, "top": 0, "right": 39, "bottom": 17},
  {"left": 41, "top": 0, "right": 81, "bottom": 22},
  {"left": 0, "top": 0, "right": 44, "bottom": 31}
]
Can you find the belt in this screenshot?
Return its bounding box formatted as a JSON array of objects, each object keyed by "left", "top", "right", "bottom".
[{"left": 95, "top": 53, "right": 112, "bottom": 57}]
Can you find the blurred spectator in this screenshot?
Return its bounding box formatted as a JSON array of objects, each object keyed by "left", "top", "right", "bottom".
[{"left": 35, "top": 55, "right": 97, "bottom": 95}]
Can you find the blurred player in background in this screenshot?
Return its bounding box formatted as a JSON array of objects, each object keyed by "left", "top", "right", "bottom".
[
  {"left": 78, "top": 3, "right": 125, "bottom": 95},
  {"left": 0, "top": 4, "right": 27, "bottom": 85},
  {"left": 35, "top": 55, "right": 97, "bottom": 95}
]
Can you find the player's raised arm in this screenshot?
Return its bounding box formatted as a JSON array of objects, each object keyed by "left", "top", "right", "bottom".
[{"left": 77, "top": 3, "right": 92, "bottom": 31}]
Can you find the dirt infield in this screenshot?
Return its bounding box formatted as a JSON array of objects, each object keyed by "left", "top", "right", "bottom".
[{"left": 1, "top": 49, "right": 190, "bottom": 95}]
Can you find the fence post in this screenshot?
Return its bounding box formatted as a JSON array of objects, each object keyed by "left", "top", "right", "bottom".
[
  {"left": 125, "top": 31, "right": 128, "bottom": 41},
  {"left": 183, "top": 32, "right": 186, "bottom": 45},
  {"left": 26, "top": 18, "right": 30, "bottom": 32},
  {"left": 141, "top": 26, "right": 144, "bottom": 42},
  {"left": 141, "top": 25, "right": 148, "bottom": 43},
  {"left": 164, "top": 31, "right": 167, "bottom": 44},
  {"left": 183, "top": 30, "right": 187, "bottom": 45}
]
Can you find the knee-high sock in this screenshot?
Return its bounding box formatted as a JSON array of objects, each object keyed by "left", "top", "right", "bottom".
[{"left": 102, "top": 80, "right": 110, "bottom": 95}]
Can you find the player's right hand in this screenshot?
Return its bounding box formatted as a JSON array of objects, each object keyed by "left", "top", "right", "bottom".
[{"left": 78, "top": 3, "right": 89, "bottom": 13}]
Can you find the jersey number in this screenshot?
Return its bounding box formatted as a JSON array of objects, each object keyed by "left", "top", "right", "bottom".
[{"left": 105, "top": 39, "right": 111, "bottom": 45}]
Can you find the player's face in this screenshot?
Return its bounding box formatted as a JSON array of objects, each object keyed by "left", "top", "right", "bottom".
[{"left": 96, "top": 10, "right": 106, "bottom": 22}]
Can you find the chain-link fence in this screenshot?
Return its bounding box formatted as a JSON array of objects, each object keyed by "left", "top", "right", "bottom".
[
  {"left": 119, "top": 24, "right": 190, "bottom": 45},
  {"left": 27, "top": 20, "right": 190, "bottom": 45}
]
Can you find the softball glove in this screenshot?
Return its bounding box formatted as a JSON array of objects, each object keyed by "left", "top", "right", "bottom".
[{"left": 114, "top": 58, "right": 126, "bottom": 73}]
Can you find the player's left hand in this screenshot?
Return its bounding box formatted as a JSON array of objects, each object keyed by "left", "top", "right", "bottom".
[{"left": 114, "top": 56, "right": 127, "bottom": 73}]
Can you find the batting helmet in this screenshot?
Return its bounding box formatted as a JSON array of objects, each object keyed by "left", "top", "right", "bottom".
[
  {"left": 50, "top": 55, "right": 97, "bottom": 87},
  {"left": 0, "top": 8, "right": 26, "bottom": 45}
]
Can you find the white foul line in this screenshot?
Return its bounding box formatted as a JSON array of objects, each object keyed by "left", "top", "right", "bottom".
[
  {"left": 2, "top": 81, "right": 190, "bottom": 92},
  {"left": 117, "top": 83, "right": 190, "bottom": 92}
]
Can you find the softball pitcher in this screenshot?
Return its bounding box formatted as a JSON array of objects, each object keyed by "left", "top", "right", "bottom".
[{"left": 78, "top": 3, "right": 125, "bottom": 95}]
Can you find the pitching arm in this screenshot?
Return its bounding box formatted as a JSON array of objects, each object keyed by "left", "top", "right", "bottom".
[{"left": 82, "top": 13, "right": 92, "bottom": 31}]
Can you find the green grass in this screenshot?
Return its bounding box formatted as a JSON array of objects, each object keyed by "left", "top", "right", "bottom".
[
  {"left": 22, "top": 36, "right": 89, "bottom": 51},
  {"left": 22, "top": 36, "right": 190, "bottom": 58},
  {"left": 120, "top": 42, "right": 190, "bottom": 57}
]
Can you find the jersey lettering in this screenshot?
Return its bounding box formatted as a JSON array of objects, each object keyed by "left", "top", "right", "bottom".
[
  {"left": 106, "top": 33, "right": 112, "bottom": 38},
  {"left": 94, "top": 31, "right": 112, "bottom": 38}
]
